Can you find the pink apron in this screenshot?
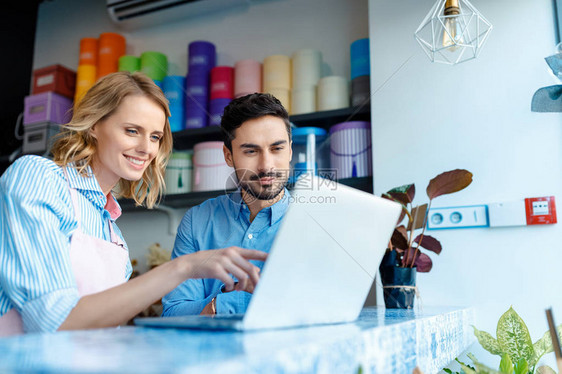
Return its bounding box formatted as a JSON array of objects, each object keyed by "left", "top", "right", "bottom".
[{"left": 0, "top": 169, "right": 129, "bottom": 336}]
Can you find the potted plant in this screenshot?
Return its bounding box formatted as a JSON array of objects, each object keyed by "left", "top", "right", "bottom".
[
  {"left": 379, "top": 169, "right": 473, "bottom": 308},
  {"left": 444, "top": 306, "right": 562, "bottom": 374}
]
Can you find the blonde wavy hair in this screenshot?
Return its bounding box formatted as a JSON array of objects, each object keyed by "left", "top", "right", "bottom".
[{"left": 52, "top": 71, "right": 173, "bottom": 208}]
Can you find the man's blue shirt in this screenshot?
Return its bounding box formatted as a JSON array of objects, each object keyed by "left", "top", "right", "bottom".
[{"left": 162, "top": 189, "right": 290, "bottom": 315}]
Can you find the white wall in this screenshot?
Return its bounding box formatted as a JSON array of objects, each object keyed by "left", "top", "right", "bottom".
[
  {"left": 33, "top": 0, "right": 369, "bottom": 272},
  {"left": 369, "top": 0, "right": 562, "bottom": 369}
]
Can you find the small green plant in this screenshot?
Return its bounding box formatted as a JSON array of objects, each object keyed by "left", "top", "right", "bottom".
[{"left": 443, "top": 307, "right": 562, "bottom": 374}]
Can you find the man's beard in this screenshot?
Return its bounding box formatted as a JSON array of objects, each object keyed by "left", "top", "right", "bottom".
[{"left": 234, "top": 167, "right": 288, "bottom": 202}]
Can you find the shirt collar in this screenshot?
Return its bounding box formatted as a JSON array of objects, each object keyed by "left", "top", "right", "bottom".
[
  {"left": 230, "top": 188, "right": 290, "bottom": 225},
  {"left": 105, "top": 194, "right": 122, "bottom": 220},
  {"left": 65, "top": 163, "right": 122, "bottom": 220},
  {"left": 65, "top": 163, "right": 102, "bottom": 192},
  {"left": 271, "top": 189, "right": 290, "bottom": 224}
]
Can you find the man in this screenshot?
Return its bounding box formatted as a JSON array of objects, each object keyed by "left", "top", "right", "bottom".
[{"left": 162, "top": 93, "right": 293, "bottom": 315}]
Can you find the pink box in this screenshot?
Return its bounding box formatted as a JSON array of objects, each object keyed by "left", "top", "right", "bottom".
[{"left": 24, "top": 92, "right": 73, "bottom": 126}]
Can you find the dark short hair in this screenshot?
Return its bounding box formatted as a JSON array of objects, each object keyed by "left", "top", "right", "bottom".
[{"left": 220, "top": 93, "right": 291, "bottom": 151}]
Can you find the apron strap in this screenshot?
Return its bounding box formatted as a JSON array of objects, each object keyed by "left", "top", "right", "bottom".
[
  {"left": 63, "top": 167, "right": 82, "bottom": 228},
  {"left": 107, "top": 221, "right": 125, "bottom": 247},
  {"left": 64, "top": 167, "right": 122, "bottom": 247}
]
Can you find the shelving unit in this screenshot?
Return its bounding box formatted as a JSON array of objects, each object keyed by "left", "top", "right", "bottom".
[
  {"left": 119, "top": 189, "right": 236, "bottom": 211},
  {"left": 118, "top": 104, "right": 373, "bottom": 212},
  {"left": 119, "top": 176, "right": 373, "bottom": 211},
  {"left": 171, "top": 104, "right": 371, "bottom": 149},
  {"left": 289, "top": 103, "right": 370, "bottom": 129}
]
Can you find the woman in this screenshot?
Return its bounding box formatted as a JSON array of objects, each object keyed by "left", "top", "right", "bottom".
[{"left": 0, "top": 72, "right": 264, "bottom": 335}]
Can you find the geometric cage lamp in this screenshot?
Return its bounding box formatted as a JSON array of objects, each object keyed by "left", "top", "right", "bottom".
[{"left": 414, "top": 0, "right": 493, "bottom": 65}]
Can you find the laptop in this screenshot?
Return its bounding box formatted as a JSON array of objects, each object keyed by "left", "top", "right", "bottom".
[{"left": 135, "top": 176, "right": 401, "bottom": 331}]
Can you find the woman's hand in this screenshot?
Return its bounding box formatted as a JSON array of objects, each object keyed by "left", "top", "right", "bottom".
[
  {"left": 60, "top": 247, "right": 267, "bottom": 330},
  {"left": 181, "top": 247, "right": 267, "bottom": 293}
]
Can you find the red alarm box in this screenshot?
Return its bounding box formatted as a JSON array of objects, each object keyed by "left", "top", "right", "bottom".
[{"left": 32, "top": 64, "right": 76, "bottom": 99}]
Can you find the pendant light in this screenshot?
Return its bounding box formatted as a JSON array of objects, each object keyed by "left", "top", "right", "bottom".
[{"left": 414, "top": 0, "right": 492, "bottom": 65}]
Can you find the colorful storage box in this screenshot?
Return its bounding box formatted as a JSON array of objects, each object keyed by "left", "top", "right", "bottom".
[
  {"left": 330, "top": 121, "right": 372, "bottom": 179},
  {"left": 350, "top": 38, "right": 370, "bottom": 80},
  {"left": 24, "top": 92, "right": 73, "bottom": 126},
  {"left": 188, "top": 41, "right": 216, "bottom": 73},
  {"left": 32, "top": 64, "right": 76, "bottom": 99},
  {"left": 23, "top": 122, "right": 61, "bottom": 155},
  {"left": 192, "top": 141, "right": 236, "bottom": 192},
  {"left": 165, "top": 151, "right": 193, "bottom": 194}
]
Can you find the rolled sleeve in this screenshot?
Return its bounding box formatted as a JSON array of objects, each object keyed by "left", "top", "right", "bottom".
[
  {"left": 0, "top": 156, "right": 80, "bottom": 332},
  {"left": 20, "top": 289, "right": 79, "bottom": 333}
]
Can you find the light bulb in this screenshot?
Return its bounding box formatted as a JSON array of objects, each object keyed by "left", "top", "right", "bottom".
[
  {"left": 442, "top": 16, "right": 464, "bottom": 51},
  {"left": 442, "top": 0, "right": 464, "bottom": 52}
]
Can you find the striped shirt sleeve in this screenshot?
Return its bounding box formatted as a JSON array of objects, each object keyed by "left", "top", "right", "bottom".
[{"left": 0, "top": 156, "right": 80, "bottom": 332}]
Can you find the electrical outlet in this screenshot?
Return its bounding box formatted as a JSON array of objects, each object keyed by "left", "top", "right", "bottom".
[{"left": 427, "top": 205, "right": 489, "bottom": 229}]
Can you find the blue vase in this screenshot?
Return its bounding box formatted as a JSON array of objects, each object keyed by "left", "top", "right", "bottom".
[{"left": 380, "top": 265, "right": 417, "bottom": 309}]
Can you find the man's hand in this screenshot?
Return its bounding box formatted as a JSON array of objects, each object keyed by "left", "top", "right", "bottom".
[
  {"left": 222, "top": 280, "right": 257, "bottom": 294},
  {"left": 182, "top": 246, "right": 266, "bottom": 295}
]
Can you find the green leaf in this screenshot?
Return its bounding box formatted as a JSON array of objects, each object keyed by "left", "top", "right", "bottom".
[
  {"left": 458, "top": 362, "right": 477, "bottom": 374},
  {"left": 457, "top": 357, "right": 477, "bottom": 373},
  {"left": 499, "top": 353, "right": 513, "bottom": 374},
  {"left": 466, "top": 353, "right": 503, "bottom": 374},
  {"left": 536, "top": 365, "right": 557, "bottom": 374},
  {"left": 473, "top": 363, "right": 503, "bottom": 374},
  {"left": 532, "top": 323, "right": 562, "bottom": 364},
  {"left": 513, "top": 358, "right": 528, "bottom": 374},
  {"left": 442, "top": 369, "right": 453, "bottom": 374},
  {"left": 532, "top": 329, "right": 553, "bottom": 365},
  {"left": 426, "top": 169, "right": 473, "bottom": 200},
  {"left": 496, "top": 307, "right": 535, "bottom": 363},
  {"left": 473, "top": 326, "right": 503, "bottom": 355}
]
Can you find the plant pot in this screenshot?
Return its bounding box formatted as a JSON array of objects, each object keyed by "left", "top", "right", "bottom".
[{"left": 379, "top": 266, "right": 417, "bottom": 309}]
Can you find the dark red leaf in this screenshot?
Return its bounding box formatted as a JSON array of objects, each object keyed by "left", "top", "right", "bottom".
[
  {"left": 389, "top": 193, "right": 409, "bottom": 206},
  {"left": 396, "top": 208, "right": 406, "bottom": 226},
  {"left": 415, "top": 252, "right": 433, "bottom": 272},
  {"left": 391, "top": 226, "right": 409, "bottom": 250},
  {"left": 381, "top": 193, "right": 394, "bottom": 202},
  {"left": 426, "top": 169, "right": 473, "bottom": 200},
  {"left": 403, "top": 246, "right": 417, "bottom": 267},
  {"left": 406, "top": 184, "right": 415, "bottom": 204},
  {"left": 413, "top": 234, "right": 442, "bottom": 254},
  {"left": 386, "top": 184, "right": 415, "bottom": 204}
]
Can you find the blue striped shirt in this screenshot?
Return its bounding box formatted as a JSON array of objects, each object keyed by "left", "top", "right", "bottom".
[
  {"left": 162, "top": 189, "right": 289, "bottom": 316},
  {"left": 0, "top": 155, "right": 132, "bottom": 333}
]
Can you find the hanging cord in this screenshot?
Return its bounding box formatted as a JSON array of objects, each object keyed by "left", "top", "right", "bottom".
[
  {"left": 3, "top": 113, "right": 25, "bottom": 162},
  {"left": 13, "top": 112, "right": 24, "bottom": 140},
  {"left": 8, "top": 147, "right": 22, "bottom": 163}
]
